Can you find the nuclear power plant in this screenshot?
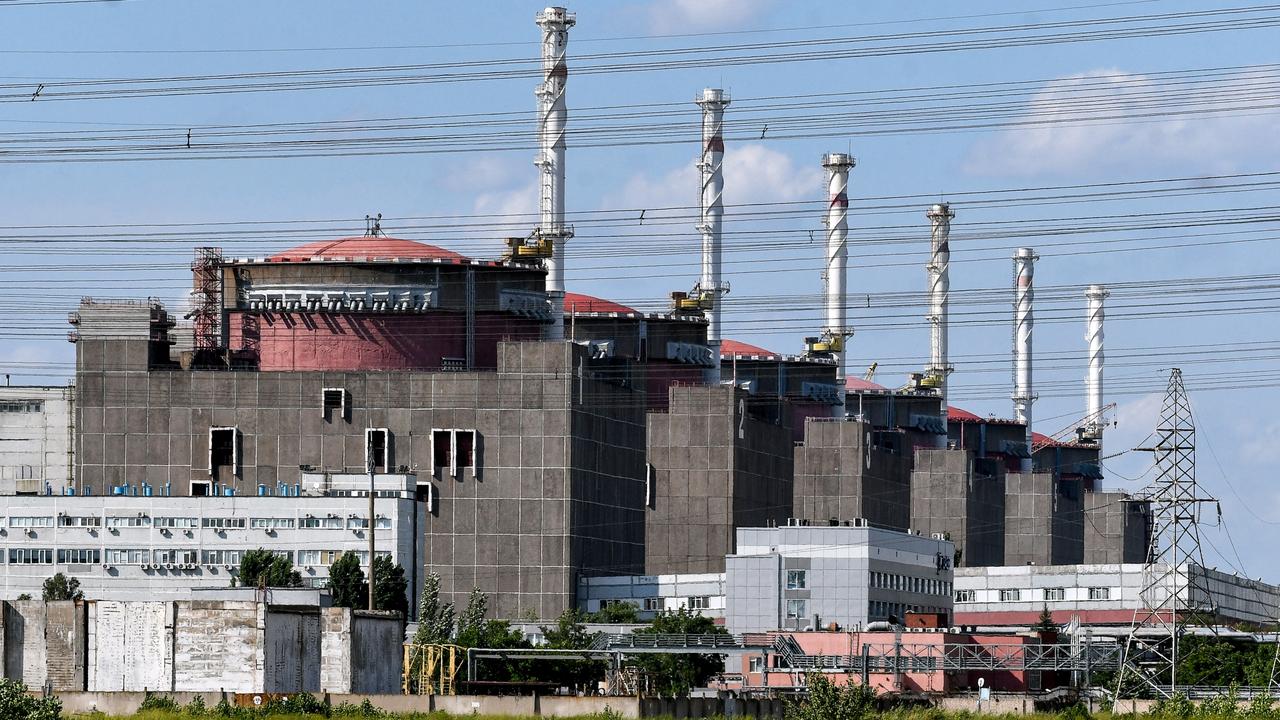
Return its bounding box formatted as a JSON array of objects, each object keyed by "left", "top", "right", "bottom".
[{"left": 0, "top": 6, "right": 1158, "bottom": 627}]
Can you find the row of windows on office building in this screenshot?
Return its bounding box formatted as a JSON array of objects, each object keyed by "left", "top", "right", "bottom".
[
  {"left": 868, "top": 571, "right": 952, "bottom": 596},
  {"left": 6, "top": 515, "right": 392, "bottom": 530},
  {"left": 953, "top": 587, "right": 1112, "bottom": 603},
  {"left": 3, "top": 547, "right": 391, "bottom": 566}
]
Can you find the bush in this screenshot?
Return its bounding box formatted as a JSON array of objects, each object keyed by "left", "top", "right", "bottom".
[
  {"left": 138, "top": 691, "right": 182, "bottom": 712},
  {"left": 0, "top": 677, "right": 61, "bottom": 720},
  {"left": 785, "top": 673, "right": 878, "bottom": 720}
]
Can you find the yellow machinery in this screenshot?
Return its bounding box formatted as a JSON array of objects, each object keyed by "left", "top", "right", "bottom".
[
  {"left": 670, "top": 289, "right": 714, "bottom": 313},
  {"left": 504, "top": 232, "right": 553, "bottom": 261},
  {"left": 803, "top": 330, "right": 845, "bottom": 355},
  {"left": 402, "top": 643, "right": 462, "bottom": 695}
]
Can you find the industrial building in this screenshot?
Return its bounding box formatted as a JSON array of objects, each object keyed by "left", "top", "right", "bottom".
[
  {"left": 0, "top": 386, "right": 73, "bottom": 496},
  {"left": 0, "top": 4, "right": 1157, "bottom": 628}
]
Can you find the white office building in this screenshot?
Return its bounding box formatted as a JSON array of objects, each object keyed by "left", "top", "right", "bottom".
[{"left": 0, "top": 386, "right": 73, "bottom": 495}]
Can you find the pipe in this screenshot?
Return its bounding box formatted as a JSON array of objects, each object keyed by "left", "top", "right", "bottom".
[
  {"left": 1012, "top": 247, "right": 1038, "bottom": 470},
  {"left": 822, "top": 152, "right": 855, "bottom": 414},
  {"left": 926, "top": 203, "right": 954, "bottom": 444},
  {"left": 696, "top": 88, "right": 731, "bottom": 383},
  {"left": 1085, "top": 284, "right": 1109, "bottom": 444},
  {"left": 535, "top": 7, "right": 576, "bottom": 341}
]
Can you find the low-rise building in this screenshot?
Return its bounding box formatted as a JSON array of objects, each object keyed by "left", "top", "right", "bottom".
[
  {"left": 0, "top": 386, "right": 73, "bottom": 495},
  {"left": 577, "top": 572, "right": 727, "bottom": 622}
]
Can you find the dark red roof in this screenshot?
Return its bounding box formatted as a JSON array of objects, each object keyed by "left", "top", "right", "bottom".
[
  {"left": 947, "top": 406, "right": 983, "bottom": 422},
  {"left": 268, "top": 236, "right": 469, "bottom": 263},
  {"left": 845, "top": 376, "right": 888, "bottom": 391},
  {"left": 563, "top": 292, "right": 636, "bottom": 314},
  {"left": 721, "top": 338, "right": 775, "bottom": 357}
]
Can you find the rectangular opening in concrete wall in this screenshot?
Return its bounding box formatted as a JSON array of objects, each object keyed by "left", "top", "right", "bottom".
[
  {"left": 365, "top": 428, "right": 390, "bottom": 472},
  {"left": 433, "top": 429, "right": 477, "bottom": 477},
  {"left": 322, "top": 388, "right": 347, "bottom": 422},
  {"left": 209, "top": 426, "right": 240, "bottom": 479}
]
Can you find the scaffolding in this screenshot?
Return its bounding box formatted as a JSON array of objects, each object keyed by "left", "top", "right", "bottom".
[
  {"left": 403, "top": 643, "right": 462, "bottom": 695},
  {"left": 191, "top": 246, "right": 223, "bottom": 351}
]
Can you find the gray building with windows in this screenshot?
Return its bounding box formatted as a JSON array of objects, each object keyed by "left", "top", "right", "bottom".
[{"left": 0, "top": 386, "right": 73, "bottom": 496}]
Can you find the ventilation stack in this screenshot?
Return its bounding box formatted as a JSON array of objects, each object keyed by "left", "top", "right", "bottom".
[
  {"left": 1082, "top": 284, "right": 1109, "bottom": 445},
  {"left": 1012, "top": 248, "right": 1038, "bottom": 470},
  {"left": 926, "top": 203, "right": 954, "bottom": 445},
  {"left": 821, "top": 153, "right": 855, "bottom": 414},
  {"left": 696, "top": 88, "right": 731, "bottom": 383},
  {"left": 535, "top": 7, "right": 575, "bottom": 341}
]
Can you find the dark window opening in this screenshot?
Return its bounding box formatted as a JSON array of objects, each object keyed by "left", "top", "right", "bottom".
[
  {"left": 456, "top": 431, "right": 475, "bottom": 468},
  {"left": 322, "top": 388, "right": 347, "bottom": 422},
  {"left": 432, "top": 430, "right": 452, "bottom": 469},
  {"left": 209, "top": 427, "right": 239, "bottom": 479},
  {"left": 365, "top": 428, "right": 390, "bottom": 472},
  {"left": 191, "top": 481, "right": 211, "bottom": 497}
]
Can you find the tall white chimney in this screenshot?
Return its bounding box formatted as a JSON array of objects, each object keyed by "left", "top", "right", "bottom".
[
  {"left": 822, "top": 153, "right": 855, "bottom": 413},
  {"left": 535, "top": 6, "right": 575, "bottom": 341},
  {"left": 696, "top": 88, "right": 730, "bottom": 383},
  {"left": 1012, "top": 247, "right": 1038, "bottom": 470},
  {"left": 926, "top": 203, "right": 954, "bottom": 444},
  {"left": 1084, "top": 284, "right": 1109, "bottom": 444}
]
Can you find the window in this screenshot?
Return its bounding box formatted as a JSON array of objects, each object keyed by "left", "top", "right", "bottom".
[
  {"left": 686, "top": 596, "right": 711, "bottom": 610},
  {"left": 365, "top": 428, "right": 391, "bottom": 472},
  {"left": 201, "top": 549, "right": 244, "bottom": 565},
  {"left": 57, "top": 548, "right": 100, "bottom": 564},
  {"left": 155, "top": 516, "right": 198, "bottom": 529},
  {"left": 105, "top": 549, "right": 149, "bottom": 565},
  {"left": 9, "top": 548, "right": 52, "bottom": 564},
  {"left": 1088, "top": 586, "right": 1111, "bottom": 600},
  {"left": 1044, "top": 587, "right": 1066, "bottom": 601},
  {"left": 58, "top": 515, "right": 100, "bottom": 528},
  {"left": 955, "top": 589, "right": 975, "bottom": 603},
  {"left": 0, "top": 401, "right": 42, "bottom": 413},
  {"left": 786, "top": 599, "right": 807, "bottom": 620},
  {"left": 348, "top": 516, "right": 369, "bottom": 530},
  {"left": 433, "top": 429, "right": 478, "bottom": 475},
  {"left": 300, "top": 516, "right": 344, "bottom": 529},
  {"left": 250, "top": 518, "right": 295, "bottom": 530},
  {"left": 105, "top": 515, "right": 151, "bottom": 528},
  {"left": 9, "top": 516, "right": 53, "bottom": 528},
  {"left": 748, "top": 656, "right": 765, "bottom": 673},
  {"left": 156, "top": 549, "right": 198, "bottom": 565},
  {"left": 786, "top": 570, "right": 807, "bottom": 590},
  {"left": 322, "top": 388, "right": 347, "bottom": 422},
  {"left": 319, "top": 550, "right": 345, "bottom": 566},
  {"left": 642, "top": 597, "right": 663, "bottom": 612},
  {"left": 998, "top": 589, "right": 1022, "bottom": 602},
  {"left": 202, "top": 517, "right": 246, "bottom": 530},
  {"left": 298, "top": 550, "right": 321, "bottom": 566},
  {"left": 209, "top": 426, "right": 240, "bottom": 477}
]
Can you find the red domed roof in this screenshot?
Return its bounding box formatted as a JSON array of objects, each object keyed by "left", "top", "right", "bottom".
[
  {"left": 563, "top": 292, "right": 636, "bottom": 314},
  {"left": 268, "top": 236, "right": 469, "bottom": 263},
  {"left": 947, "top": 406, "right": 982, "bottom": 422},
  {"left": 845, "top": 376, "right": 888, "bottom": 391},
  {"left": 721, "top": 338, "right": 775, "bottom": 357}
]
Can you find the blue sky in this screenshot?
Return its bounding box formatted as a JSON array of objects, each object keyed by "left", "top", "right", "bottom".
[{"left": 0, "top": 1, "right": 1277, "bottom": 578}]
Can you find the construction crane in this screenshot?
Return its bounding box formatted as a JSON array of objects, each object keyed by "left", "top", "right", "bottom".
[
  {"left": 1030, "top": 403, "right": 1116, "bottom": 453},
  {"left": 863, "top": 362, "right": 878, "bottom": 383}
]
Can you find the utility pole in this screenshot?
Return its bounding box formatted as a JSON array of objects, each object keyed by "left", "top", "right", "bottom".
[
  {"left": 368, "top": 455, "right": 376, "bottom": 611},
  {"left": 1116, "top": 368, "right": 1218, "bottom": 698}
]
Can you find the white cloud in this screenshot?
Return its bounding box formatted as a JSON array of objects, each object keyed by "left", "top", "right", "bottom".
[
  {"left": 645, "top": 0, "right": 774, "bottom": 34},
  {"left": 1096, "top": 391, "right": 1163, "bottom": 489},
  {"left": 964, "top": 68, "right": 1280, "bottom": 177},
  {"left": 604, "top": 143, "right": 822, "bottom": 211}
]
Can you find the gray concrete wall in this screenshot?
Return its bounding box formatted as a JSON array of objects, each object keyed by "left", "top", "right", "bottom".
[
  {"left": 0, "top": 600, "right": 85, "bottom": 691},
  {"left": 0, "top": 386, "right": 73, "bottom": 495},
  {"left": 3, "top": 600, "right": 47, "bottom": 687},
  {"left": 173, "top": 600, "right": 264, "bottom": 692},
  {"left": 319, "top": 608, "right": 403, "bottom": 695},
  {"left": 87, "top": 600, "right": 173, "bottom": 692},
  {"left": 910, "top": 449, "right": 1005, "bottom": 567},
  {"left": 1084, "top": 491, "right": 1150, "bottom": 564},
  {"left": 1005, "top": 472, "right": 1083, "bottom": 566},
  {"left": 793, "top": 419, "right": 910, "bottom": 531},
  {"left": 263, "top": 610, "right": 320, "bottom": 693}
]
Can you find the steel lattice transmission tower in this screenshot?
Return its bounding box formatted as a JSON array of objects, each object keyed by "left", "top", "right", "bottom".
[{"left": 1117, "top": 368, "right": 1219, "bottom": 698}]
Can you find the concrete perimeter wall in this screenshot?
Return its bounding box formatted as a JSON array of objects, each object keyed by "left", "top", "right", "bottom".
[
  {"left": 88, "top": 600, "right": 173, "bottom": 692},
  {"left": 320, "top": 608, "right": 403, "bottom": 695},
  {"left": 1, "top": 599, "right": 85, "bottom": 691}
]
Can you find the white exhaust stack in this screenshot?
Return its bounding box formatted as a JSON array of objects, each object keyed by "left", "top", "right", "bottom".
[
  {"left": 696, "top": 88, "right": 730, "bottom": 383},
  {"left": 1012, "top": 247, "right": 1038, "bottom": 471},
  {"left": 822, "top": 153, "right": 856, "bottom": 413},
  {"left": 1084, "top": 284, "right": 1109, "bottom": 444},
  {"left": 926, "top": 203, "right": 954, "bottom": 445},
  {"left": 535, "top": 6, "right": 575, "bottom": 341}
]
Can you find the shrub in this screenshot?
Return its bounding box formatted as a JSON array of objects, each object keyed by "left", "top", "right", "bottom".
[{"left": 0, "top": 677, "right": 62, "bottom": 720}]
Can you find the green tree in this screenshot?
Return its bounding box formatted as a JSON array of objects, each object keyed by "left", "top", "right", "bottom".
[
  {"left": 372, "top": 555, "right": 409, "bottom": 617},
  {"left": 451, "top": 586, "right": 531, "bottom": 681},
  {"left": 456, "top": 586, "right": 488, "bottom": 640},
  {"left": 631, "top": 607, "right": 729, "bottom": 697},
  {"left": 238, "top": 548, "right": 302, "bottom": 588},
  {"left": 41, "top": 573, "right": 83, "bottom": 602},
  {"left": 539, "top": 608, "right": 606, "bottom": 690},
  {"left": 412, "top": 573, "right": 455, "bottom": 644},
  {"left": 0, "top": 678, "right": 61, "bottom": 720},
  {"left": 1032, "top": 605, "right": 1057, "bottom": 634},
  {"left": 785, "top": 673, "right": 877, "bottom": 720},
  {"left": 590, "top": 602, "right": 640, "bottom": 624},
  {"left": 327, "top": 552, "right": 368, "bottom": 609}
]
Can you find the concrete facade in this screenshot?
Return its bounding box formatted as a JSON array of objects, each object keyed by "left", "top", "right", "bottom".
[
  {"left": 1083, "top": 491, "right": 1150, "bottom": 564},
  {"left": 577, "top": 573, "right": 727, "bottom": 621},
  {"left": 2, "top": 599, "right": 86, "bottom": 690},
  {"left": 724, "top": 524, "right": 953, "bottom": 634},
  {"left": 0, "top": 495, "right": 424, "bottom": 607},
  {"left": 0, "top": 386, "right": 73, "bottom": 496},
  {"left": 910, "top": 449, "right": 1005, "bottom": 567},
  {"left": 319, "top": 608, "right": 404, "bottom": 695},
  {"left": 1003, "top": 472, "right": 1084, "bottom": 567},
  {"left": 645, "top": 385, "right": 792, "bottom": 575},
  {"left": 793, "top": 418, "right": 911, "bottom": 531}
]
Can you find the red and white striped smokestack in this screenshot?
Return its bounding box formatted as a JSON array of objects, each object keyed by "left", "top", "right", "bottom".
[
  {"left": 926, "top": 203, "right": 954, "bottom": 447},
  {"left": 1084, "top": 284, "right": 1109, "bottom": 445},
  {"left": 696, "top": 88, "right": 730, "bottom": 383},
  {"left": 535, "top": 6, "right": 575, "bottom": 341},
  {"left": 1012, "top": 247, "right": 1038, "bottom": 470},
  {"left": 822, "top": 153, "right": 855, "bottom": 406}
]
